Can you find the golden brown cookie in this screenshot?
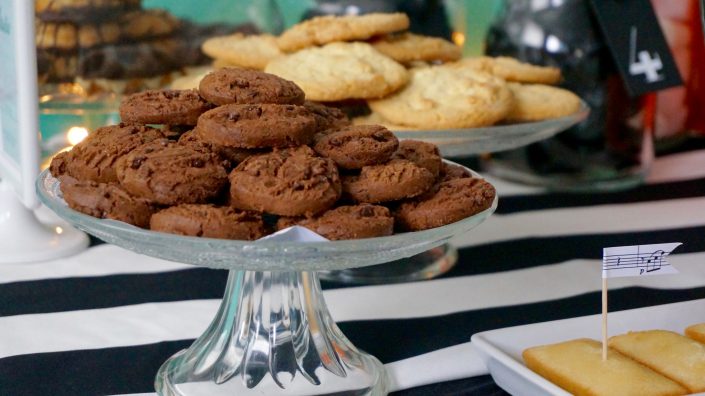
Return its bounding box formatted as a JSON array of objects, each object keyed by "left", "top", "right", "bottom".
[
  {"left": 212, "top": 58, "right": 241, "bottom": 69},
  {"left": 150, "top": 204, "right": 267, "bottom": 240},
  {"left": 505, "top": 83, "right": 581, "bottom": 122},
  {"left": 276, "top": 12, "right": 409, "bottom": 52},
  {"left": 368, "top": 65, "right": 512, "bottom": 129},
  {"left": 202, "top": 34, "right": 282, "bottom": 70},
  {"left": 229, "top": 146, "right": 342, "bottom": 216},
  {"left": 452, "top": 56, "right": 561, "bottom": 85},
  {"left": 277, "top": 204, "right": 393, "bottom": 240},
  {"left": 343, "top": 159, "right": 435, "bottom": 203},
  {"left": 371, "top": 32, "right": 462, "bottom": 64},
  {"left": 265, "top": 42, "right": 409, "bottom": 102},
  {"left": 169, "top": 67, "right": 212, "bottom": 90},
  {"left": 395, "top": 177, "right": 495, "bottom": 231},
  {"left": 352, "top": 112, "right": 418, "bottom": 131}
]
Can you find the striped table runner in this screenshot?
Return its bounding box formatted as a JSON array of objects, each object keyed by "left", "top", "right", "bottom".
[{"left": 2, "top": 148, "right": 705, "bottom": 396}]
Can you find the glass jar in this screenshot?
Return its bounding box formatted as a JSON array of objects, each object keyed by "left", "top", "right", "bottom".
[
  {"left": 36, "top": 0, "right": 282, "bottom": 159},
  {"left": 482, "top": 0, "right": 656, "bottom": 191}
]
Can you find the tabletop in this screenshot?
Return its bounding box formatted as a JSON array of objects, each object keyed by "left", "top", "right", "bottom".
[{"left": 2, "top": 146, "right": 705, "bottom": 396}]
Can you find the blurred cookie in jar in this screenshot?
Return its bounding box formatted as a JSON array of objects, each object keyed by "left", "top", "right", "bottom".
[{"left": 35, "top": 0, "right": 257, "bottom": 94}]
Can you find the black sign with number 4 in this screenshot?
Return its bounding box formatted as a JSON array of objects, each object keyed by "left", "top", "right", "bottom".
[{"left": 589, "top": 0, "right": 682, "bottom": 97}]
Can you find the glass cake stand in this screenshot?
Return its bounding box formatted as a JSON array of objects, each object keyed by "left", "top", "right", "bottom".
[
  {"left": 321, "top": 103, "right": 589, "bottom": 285},
  {"left": 37, "top": 169, "right": 496, "bottom": 396}
]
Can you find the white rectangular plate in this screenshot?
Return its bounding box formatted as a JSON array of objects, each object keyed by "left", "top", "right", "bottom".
[{"left": 471, "top": 299, "right": 705, "bottom": 396}]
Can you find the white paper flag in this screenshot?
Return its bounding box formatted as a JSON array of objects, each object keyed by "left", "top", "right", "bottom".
[
  {"left": 257, "top": 226, "right": 329, "bottom": 242},
  {"left": 602, "top": 242, "right": 682, "bottom": 279}
]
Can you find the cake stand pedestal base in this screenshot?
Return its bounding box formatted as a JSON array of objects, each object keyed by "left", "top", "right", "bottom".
[
  {"left": 319, "top": 243, "right": 458, "bottom": 284},
  {"left": 0, "top": 180, "right": 88, "bottom": 263},
  {"left": 155, "top": 270, "right": 388, "bottom": 396}
]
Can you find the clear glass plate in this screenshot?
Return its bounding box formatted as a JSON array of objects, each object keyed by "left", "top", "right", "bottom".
[
  {"left": 392, "top": 101, "right": 590, "bottom": 157},
  {"left": 36, "top": 168, "right": 497, "bottom": 272}
]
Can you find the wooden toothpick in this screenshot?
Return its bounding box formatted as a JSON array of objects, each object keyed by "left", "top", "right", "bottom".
[{"left": 602, "top": 277, "right": 608, "bottom": 361}]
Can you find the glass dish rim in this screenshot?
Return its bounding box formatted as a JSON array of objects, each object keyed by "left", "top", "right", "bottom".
[{"left": 391, "top": 100, "right": 590, "bottom": 138}]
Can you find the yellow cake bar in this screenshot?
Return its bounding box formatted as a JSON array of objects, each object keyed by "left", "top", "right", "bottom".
[
  {"left": 609, "top": 330, "right": 705, "bottom": 393},
  {"left": 685, "top": 323, "right": 705, "bottom": 344},
  {"left": 523, "top": 338, "right": 687, "bottom": 396}
]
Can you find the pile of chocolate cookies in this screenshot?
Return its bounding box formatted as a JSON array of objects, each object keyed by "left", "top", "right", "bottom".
[{"left": 49, "top": 68, "right": 496, "bottom": 241}]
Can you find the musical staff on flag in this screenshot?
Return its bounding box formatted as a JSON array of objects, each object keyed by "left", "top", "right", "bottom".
[{"left": 602, "top": 243, "right": 682, "bottom": 278}]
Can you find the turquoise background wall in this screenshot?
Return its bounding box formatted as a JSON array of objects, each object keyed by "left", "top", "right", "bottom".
[{"left": 142, "top": 0, "right": 503, "bottom": 56}]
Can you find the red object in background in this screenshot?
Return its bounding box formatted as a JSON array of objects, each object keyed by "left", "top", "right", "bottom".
[{"left": 653, "top": 0, "right": 705, "bottom": 137}]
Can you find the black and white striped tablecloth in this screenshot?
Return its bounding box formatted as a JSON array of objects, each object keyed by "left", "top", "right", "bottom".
[{"left": 3, "top": 148, "right": 705, "bottom": 396}]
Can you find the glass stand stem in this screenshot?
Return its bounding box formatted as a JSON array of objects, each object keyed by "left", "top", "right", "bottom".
[{"left": 155, "top": 270, "right": 388, "bottom": 395}]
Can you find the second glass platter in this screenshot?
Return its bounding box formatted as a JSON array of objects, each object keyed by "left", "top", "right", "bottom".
[{"left": 391, "top": 101, "right": 590, "bottom": 157}]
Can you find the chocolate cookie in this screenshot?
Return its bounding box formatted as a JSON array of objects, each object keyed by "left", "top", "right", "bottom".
[
  {"left": 49, "top": 150, "right": 69, "bottom": 178},
  {"left": 342, "top": 159, "right": 435, "bottom": 203},
  {"left": 392, "top": 140, "right": 442, "bottom": 178},
  {"left": 150, "top": 204, "right": 267, "bottom": 240},
  {"left": 313, "top": 125, "right": 398, "bottom": 169},
  {"left": 59, "top": 176, "right": 156, "bottom": 228},
  {"left": 277, "top": 204, "right": 393, "bottom": 240},
  {"left": 161, "top": 125, "right": 192, "bottom": 139},
  {"left": 178, "top": 130, "right": 263, "bottom": 167},
  {"left": 116, "top": 139, "right": 228, "bottom": 205},
  {"left": 439, "top": 162, "right": 471, "bottom": 182},
  {"left": 49, "top": 123, "right": 165, "bottom": 183},
  {"left": 119, "top": 89, "right": 213, "bottom": 126},
  {"left": 194, "top": 103, "right": 317, "bottom": 149},
  {"left": 395, "top": 177, "right": 496, "bottom": 231},
  {"left": 229, "top": 146, "right": 341, "bottom": 216},
  {"left": 303, "top": 101, "right": 351, "bottom": 132},
  {"left": 198, "top": 68, "right": 305, "bottom": 106}
]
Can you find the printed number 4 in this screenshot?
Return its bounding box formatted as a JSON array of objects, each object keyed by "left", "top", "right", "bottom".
[{"left": 629, "top": 26, "right": 664, "bottom": 83}]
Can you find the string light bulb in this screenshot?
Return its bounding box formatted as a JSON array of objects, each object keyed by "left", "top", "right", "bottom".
[
  {"left": 67, "top": 127, "right": 89, "bottom": 146},
  {"left": 451, "top": 31, "right": 466, "bottom": 47}
]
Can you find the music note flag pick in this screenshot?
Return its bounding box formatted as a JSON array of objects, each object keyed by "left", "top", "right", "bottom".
[
  {"left": 600, "top": 242, "right": 682, "bottom": 360},
  {"left": 602, "top": 242, "right": 682, "bottom": 278}
]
